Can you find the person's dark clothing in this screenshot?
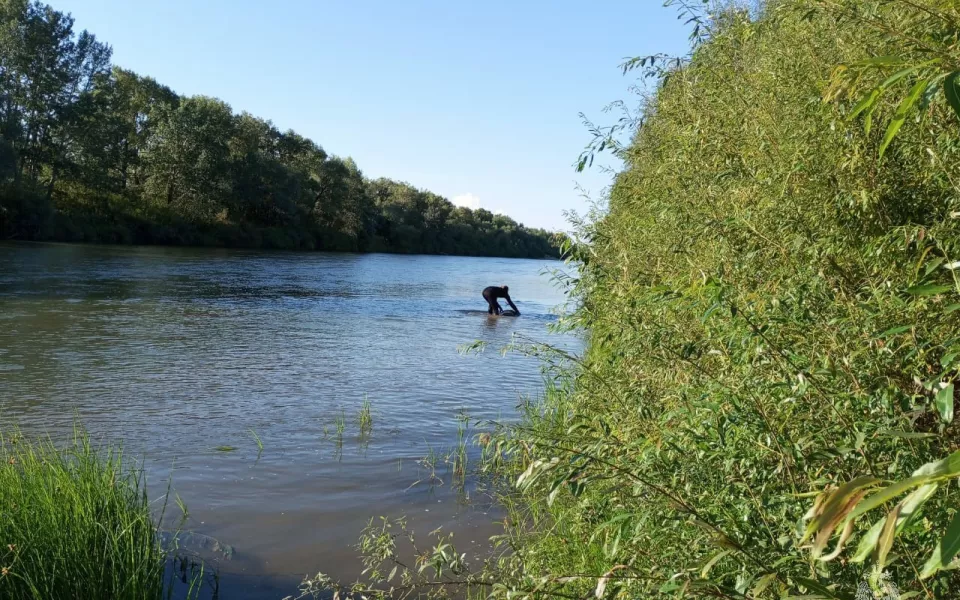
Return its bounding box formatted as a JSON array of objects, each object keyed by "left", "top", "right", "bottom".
[{"left": 482, "top": 286, "right": 519, "bottom": 315}]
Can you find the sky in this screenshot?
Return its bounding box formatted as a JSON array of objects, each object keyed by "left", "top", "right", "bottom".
[{"left": 52, "top": 0, "right": 691, "bottom": 231}]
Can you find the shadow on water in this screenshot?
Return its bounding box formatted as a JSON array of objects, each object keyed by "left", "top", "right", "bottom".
[
  {"left": 455, "top": 309, "right": 554, "bottom": 321},
  {"left": 165, "top": 562, "right": 303, "bottom": 600}
]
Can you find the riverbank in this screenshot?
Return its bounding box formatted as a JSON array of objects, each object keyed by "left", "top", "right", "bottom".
[{"left": 2, "top": 193, "right": 563, "bottom": 259}]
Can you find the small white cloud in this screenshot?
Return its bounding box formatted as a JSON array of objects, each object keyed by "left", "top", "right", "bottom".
[{"left": 452, "top": 193, "right": 481, "bottom": 210}]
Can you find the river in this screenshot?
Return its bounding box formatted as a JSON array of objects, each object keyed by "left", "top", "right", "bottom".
[{"left": 0, "top": 242, "right": 579, "bottom": 599}]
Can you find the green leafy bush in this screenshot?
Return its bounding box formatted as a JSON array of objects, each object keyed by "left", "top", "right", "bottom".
[{"left": 483, "top": 1, "right": 960, "bottom": 598}]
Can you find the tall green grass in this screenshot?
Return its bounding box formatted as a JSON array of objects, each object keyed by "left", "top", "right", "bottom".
[{"left": 0, "top": 428, "right": 169, "bottom": 600}]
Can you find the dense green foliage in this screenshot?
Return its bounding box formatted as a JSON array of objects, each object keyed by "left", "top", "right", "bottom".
[
  {"left": 0, "top": 0, "right": 560, "bottom": 258},
  {"left": 322, "top": 1, "right": 960, "bottom": 599},
  {"left": 0, "top": 429, "right": 168, "bottom": 599},
  {"left": 487, "top": 1, "right": 960, "bottom": 598}
]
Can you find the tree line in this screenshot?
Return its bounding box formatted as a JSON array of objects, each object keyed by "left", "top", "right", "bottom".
[{"left": 0, "top": 0, "right": 562, "bottom": 258}]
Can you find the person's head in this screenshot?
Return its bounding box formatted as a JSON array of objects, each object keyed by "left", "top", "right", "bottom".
[{"left": 502, "top": 285, "right": 509, "bottom": 293}]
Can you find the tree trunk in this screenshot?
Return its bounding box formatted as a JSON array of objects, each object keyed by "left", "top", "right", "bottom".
[
  {"left": 120, "top": 139, "right": 128, "bottom": 189},
  {"left": 46, "top": 163, "right": 57, "bottom": 203}
]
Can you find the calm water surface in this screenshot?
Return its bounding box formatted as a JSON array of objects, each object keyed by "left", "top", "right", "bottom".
[{"left": 0, "top": 242, "right": 579, "bottom": 599}]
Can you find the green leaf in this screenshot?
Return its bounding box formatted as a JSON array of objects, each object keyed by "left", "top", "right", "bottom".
[
  {"left": 907, "top": 283, "right": 954, "bottom": 296},
  {"left": 877, "top": 325, "right": 911, "bottom": 338},
  {"left": 877, "top": 430, "right": 937, "bottom": 439},
  {"left": 947, "top": 303, "right": 960, "bottom": 314},
  {"left": 849, "top": 475, "right": 927, "bottom": 520},
  {"left": 700, "top": 549, "right": 732, "bottom": 578},
  {"left": 936, "top": 383, "right": 955, "bottom": 424},
  {"left": 751, "top": 573, "right": 777, "bottom": 596},
  {"left": 944, "top": 71, "right": 960, "bottom": 122},
  {"left": 849, "top": 88, "right": 881, "bottom": 120},
  {"left": 941, "top": 352, "right": 959, "bottom": 368},
  {"left": 880, "top": 77, "right": 930, "bottom": 158},
  {"left": 880, "top": 65, "right": 924, "bottom": 89},
  {"left": 914, "top": 449, "right": 960, "bottom": 479},
  {"left": 921, "top": 511, "right": 960, "bottom": 578},
  {"left": 851, "top": 518, "right": 885, "bottom": 563},
  {"left": 896, "top": 483, "right": 939, "bottom": 531}
]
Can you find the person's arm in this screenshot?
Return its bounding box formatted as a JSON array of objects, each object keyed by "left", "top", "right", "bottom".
[{"left": 505, "top": 295, "right": 519, "bottom": 315}]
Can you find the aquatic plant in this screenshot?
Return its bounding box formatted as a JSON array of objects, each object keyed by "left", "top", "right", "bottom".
[
  {"left": 0, "top": 428, "right": 172, "bottom": 599},
  {"left": 450, "top": 411, "right": 469, "bottom": 487},
  {"left": 248, "top": 428, "right": 264, "bottom": 458},
  {"left": 334, "top": 409, "right": 347, "bottom": 461},
  {"left": 357, "top": 397, "right": 374, "bottom": 436}
]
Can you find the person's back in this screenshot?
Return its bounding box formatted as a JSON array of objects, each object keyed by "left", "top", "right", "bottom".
[{"left": 482, "top": 285, "right": 519, "bottom": 315}]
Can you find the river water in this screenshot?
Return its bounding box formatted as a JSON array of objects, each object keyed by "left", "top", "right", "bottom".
[{"left": 0, "top": 242, "right": 578, "bottom": 599}]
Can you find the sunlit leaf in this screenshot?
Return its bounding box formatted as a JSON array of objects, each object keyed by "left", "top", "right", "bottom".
[
  {"left": 880, "top": 78, "right": 930, "bottom": 158},
  {"left": 936, "top": 383, "right": 955, "bottom": 424},
  {"left": 921, "top": 511, "right": 960, "bottom": 578},
  {"left": 700, "top": 549, "right": 732, "bottom": 578},
  {"left": 906, "top": 283, "right": 953, "bottom": 296},
  {"left": 875, "top": 502, "right": 903, "bottom": 568},
  {"left": 851, "top": 518, "right": 885, "bottom": 563},
  {"left": 853, "top": 55, "right": 907, "bottom": 67},
  {"left": 877, "top": 325, "right": 911, "bottom": 338}
]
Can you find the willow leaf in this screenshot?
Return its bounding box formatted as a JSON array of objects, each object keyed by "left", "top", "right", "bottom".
[
  {"left": 944, "top": 71, "right": 960, "bottom": 121},
  {"left": 880, "top": 77, "right": 930, "bottom": 158}
]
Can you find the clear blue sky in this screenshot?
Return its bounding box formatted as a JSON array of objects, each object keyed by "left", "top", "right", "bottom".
[{"left": 54, "top": 0, "right": 690, "bottom": 231}]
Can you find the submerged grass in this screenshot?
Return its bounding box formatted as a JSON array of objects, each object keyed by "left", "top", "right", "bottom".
[
  {"left": 248, "top": 428, "right": 263, "bottom": 454},
  {"left": 357, "top": 397, "right": 373, "bottom": 436},
  {"left": 0, "top": 428, "right": 169, "bottom": 600}
]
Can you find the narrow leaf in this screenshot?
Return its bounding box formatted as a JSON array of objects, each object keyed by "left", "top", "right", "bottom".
[
  {"left": 878, "top": 325, "right": 911, "bottom": 338},
  {"left": 921, "top": 511, "right": 960, "bottom": 578},
  {"left": 907, "top": 283, "right": 954, "bottom": 296},
  {"left": 803, "top": 477, "right": 879, "bottom": 548},
  {"left": 700, "top": 549, "right": 732, "bottom": 578},
  {"left": 851, "top": 518, "right": 885, "bottom": 563},
  {"left": 849, "top": 89, "right": 881, "bottom": 120},
  {"left": 794, "top": 577, "right": 842, "bottom": 599},
  {"left": 751, "top": 573, "right": 777, "bottom": 597},
  {"left": 875, "top": 502, "right": 904, "bottom": 568},
  {"left": 853, "top": 56, "right": 906, "bottom": 67},
  {"left": 880, "top": 65, "right": 923, "bottom": 89},
  {"left": 936, "top": 383, "right": 955, "bottom": 424},
  {"left": 880, "top": 78, "right": 930, "bottom": 158},
  {"left": 914, "top": 449, "right": 960, "bottom": 479},
  {"left": 850, "top": 475, "right": 928, "bottom": 521},
  {"left": 944, "top": 71, "right": 960, "bottom": 121}
]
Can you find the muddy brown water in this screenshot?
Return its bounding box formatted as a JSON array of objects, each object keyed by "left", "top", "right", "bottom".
[{"left": 0, "top": 242, "right": 580, "bottom": 599}]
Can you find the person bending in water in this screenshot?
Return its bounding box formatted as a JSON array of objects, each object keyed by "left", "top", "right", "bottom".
[{"left": 482, "top": 285, "right": 520, "bottom": 316}]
